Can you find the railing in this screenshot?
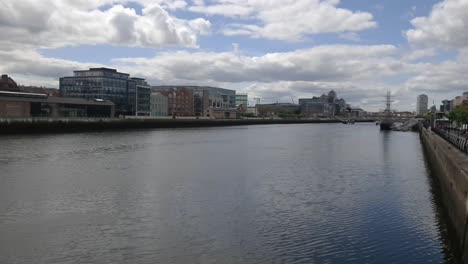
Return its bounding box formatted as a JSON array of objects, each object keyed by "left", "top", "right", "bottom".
[
  {"left": 432, "top": 127, "right": 468, "bottom": 154},
  {"left": 0, "top": 117, "right": 115, "bottom": 123}
]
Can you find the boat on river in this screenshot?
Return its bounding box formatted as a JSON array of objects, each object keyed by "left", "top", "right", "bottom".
[{"left": 380, "top": 91, "right": 394, "bottom": 131}]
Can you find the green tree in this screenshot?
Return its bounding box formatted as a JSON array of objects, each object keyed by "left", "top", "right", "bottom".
[{"left": 448, "top": 107, "right": 468, "bottom": 126}]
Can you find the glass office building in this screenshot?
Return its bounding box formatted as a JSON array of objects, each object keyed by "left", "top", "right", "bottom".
[
  {"left": 235, "top": 94, "right": 248, "bottom": 107},
  {"left": 60, "top": 68, "right": 150, "bottom": 116}
]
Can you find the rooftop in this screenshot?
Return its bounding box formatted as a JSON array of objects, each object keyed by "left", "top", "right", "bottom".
[{"left": 0, "top": 91, "right": 114, "bottom": 106}]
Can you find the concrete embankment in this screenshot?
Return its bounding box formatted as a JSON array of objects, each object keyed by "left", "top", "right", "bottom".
[
  {"left": 0, "top": 118, "right": 375, "bottom": 135},
  {"left": 421, "top": 127, "right": 468, "bottom": 262}
]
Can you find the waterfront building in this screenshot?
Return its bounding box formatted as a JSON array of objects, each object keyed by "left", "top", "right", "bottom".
[
  {"left": 206, "top": 108, "right": 239, "bottom": 119},
  {"left": 298, "top": 91, "right": 348, "bottom": 117},
  {"left": 349, "top": 108, "right": 366, "bottom": 118},
  {"left": 150, "top": 92, "right": 169, "bottom": 117},
  {"left": 416, "top": 94, "right": 428, "bottom": 116},
  {"left": 59, "top": 68, "right": 150, "bottom": 116},
  {"left": 0, "top": 90, "right": 115, "bottom": 118},
  {"left": 235, "top": 94, "right": 248, "bottom": 107},
  {"left": 131, "top": 78, "right": 151, "bottom": 116},
  {"left": 152, "top": 86, "right": 236, "bottom": 117},
  {"left": 336, "top": 98, "right": 346, "bottom": 115},
  {"left": 153, "top": 87, "right": 194, "bottom": 117},
  {"left": 451, "top": 92, "right": 468, "bottom": 110},
  {"left": 440, "top": 100, "right": 451, "bottom": 113},
  {"left": 246, "top": 106, "right": 257, "bottom": 116},
  {"left": 299, "top": 97, "right": 327, "bottom": 117},
  {"left": 256, "top": 103, "right": 300, "bottom": 117},
  {"left": 0, "top": 74, "right": 19, "bottom": 92}
]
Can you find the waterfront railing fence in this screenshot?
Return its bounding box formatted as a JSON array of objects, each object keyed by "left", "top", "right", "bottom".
[{"left": 432, "top": 127, "right": 468, "bottom": 155}]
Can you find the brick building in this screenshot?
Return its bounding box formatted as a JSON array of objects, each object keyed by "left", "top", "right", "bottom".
[
  {"left": 157, "top": 88, "right": 194, "bottom": 117},
  {"left": 0, "top": 75, "right": 19, "bottom": 92}
]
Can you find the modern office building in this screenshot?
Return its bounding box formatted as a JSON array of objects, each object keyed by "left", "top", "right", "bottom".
[
  {"left": 299, "top": 97, "right": 327, "bottom": 116},
  {"left": 60, "top": 68, "right": 150, "bottom": 116},
  {"left": 150, "top": 92, "right": 169, "bottom": 117},
  {"left": 131, "top": 78, "right": 151, "bottom": 116},
  {"left": 440, "top": 100, "right": 451, "bottom": 113},
  {"left": 416, "top": 94, "right": 428, "bottom": 116},
  {"left": 299, "top": 90, "right": 346, "bottom": 117},
  {"left": 235, "top": 94, "right": 248, "bottom": 107}
]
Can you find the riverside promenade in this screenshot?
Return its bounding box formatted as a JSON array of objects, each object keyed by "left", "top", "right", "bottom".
[
  {"left": 421, "top": 127, "right": 468, "bottom": 263},
  {"left": 0, "top": 117, "right": 375, "bottom": 134}
]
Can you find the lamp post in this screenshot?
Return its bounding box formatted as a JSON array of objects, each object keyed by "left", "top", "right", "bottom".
[{"left": 135, "top": 86, "right": 138, "bottom": 117}]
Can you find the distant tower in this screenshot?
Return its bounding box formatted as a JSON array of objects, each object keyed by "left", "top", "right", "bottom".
[
  {"left": 328, "top": 90, "right": 337, "bottom": 104},
  {"left": 327, "top": 90, "right": 337, "bottom": 117},
  {"left": 416, "top": 94, "right": 428, "bottom": 116}
]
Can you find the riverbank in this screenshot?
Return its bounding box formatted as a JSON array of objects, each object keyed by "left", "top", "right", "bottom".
[
  {"left": 0, "top": 118, "right": 375, "bottom": 134},
  {"left": 420, "top": 127, "right": 468, "bottom": 263}
]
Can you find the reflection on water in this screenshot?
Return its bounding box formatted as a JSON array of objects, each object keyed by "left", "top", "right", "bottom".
[{"left": 0, "top": 124, "right": 460, "bottom": 263}]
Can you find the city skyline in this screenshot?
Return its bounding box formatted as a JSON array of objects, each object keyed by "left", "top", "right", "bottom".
[{"left": 1, "top": 0, "right": 467, "bottom": 111}]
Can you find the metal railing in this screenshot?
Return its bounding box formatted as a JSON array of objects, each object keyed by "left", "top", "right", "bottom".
[
  {"left": 432, "top": 127, "right": 468, "bottom": 154},
  {"left": 0, "top": 117, "right": 115, "bottom": 123}
]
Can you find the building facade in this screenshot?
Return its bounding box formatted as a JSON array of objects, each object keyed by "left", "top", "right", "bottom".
[
  {"left": 256, "top": 103, "right": 300, "bottom": 117},
  {"left": 235, "top": 94, "right": 248, "bottom": 107},
  {"left": 416, "top": 94, "right": 428, "bottom": 116},
  {"left": 299, "top": 97, "right": 327, "bottom": 117},
  {"left": 0, "top": 74, "right": 19, "bottom": 92},
  {"left": 131, "top": 78, "right": 151, "bottom": 116},
  {"left": 154, "top": 88, "right": 194, "bottom": 117},
  {"left": 440, "top": 100, "right": 451, "bottom": 113},
  {"left": 150, "top": 92, "right": 169, "bottom": 117},
  {"left": 299, "top": 90, "right": 346, "bottom": 117},
  {"left": 0, "top": 91, "right": 115, "bottom": 118},
  {"left": 60, "top": 68, "right": 149, "bottom": 116},
  {"left": 152, "top": 86, "right": 236, "bottom": 117}
]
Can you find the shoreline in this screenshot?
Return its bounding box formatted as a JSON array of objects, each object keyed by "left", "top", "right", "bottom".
[{"left": 0, "top": 118, "right": 375, "bottom": 135}]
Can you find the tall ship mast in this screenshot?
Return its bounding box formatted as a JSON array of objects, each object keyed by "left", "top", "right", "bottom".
[{"left": 380, "top": 90, "right": 394, "bottom": 130}]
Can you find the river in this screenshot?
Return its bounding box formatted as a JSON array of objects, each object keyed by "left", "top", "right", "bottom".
[{"left": 0, "top": 123, "right": 459, "bottom": 263}]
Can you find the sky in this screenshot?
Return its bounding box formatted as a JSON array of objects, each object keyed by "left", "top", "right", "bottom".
[{"left": 1, "top": 0, "right": 468, "bottom": 111}]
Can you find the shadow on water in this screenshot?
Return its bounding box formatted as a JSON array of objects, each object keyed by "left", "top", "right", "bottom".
[{"left": 421, "top": 138, "right": 462, "bottom": 264}]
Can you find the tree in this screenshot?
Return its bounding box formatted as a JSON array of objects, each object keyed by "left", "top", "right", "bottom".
[{"left": 448, "top": 107, "right": 468, "bottom": 127}]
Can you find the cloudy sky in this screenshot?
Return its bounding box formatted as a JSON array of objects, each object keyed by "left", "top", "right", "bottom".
[{"left": 1, "top": 0, "right": 467, "bottom": 111}]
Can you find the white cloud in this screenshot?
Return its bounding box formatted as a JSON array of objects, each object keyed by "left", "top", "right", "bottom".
[
  {"left": 406, "top": 0, "right": 468, "bottom": 49},
  {"left": 112, "top": 45, "right": 401, "bottom": 83},
  {"left": 0, "top": 49, "right": 94, "bottom": 86},
  {"left": 189, "top": 0, "right": 377, "bottom": 40},
  {"left": 338, "top": 32, "right": 361, "bottom": 42},
  {"left": 189, "top": 4, "right": 252, "bottom": 17},
  {"left": 401, "top": 48, "right": 437, "bottom": 62},
  {"left": 2, "top": 41, "right": 467, "bottom": 111},
  {"left": 0, "top": 0, "right": 210, "bottom": 49},
  {"left": 2, "top": 0, "right": 468, "bottom": 111}
]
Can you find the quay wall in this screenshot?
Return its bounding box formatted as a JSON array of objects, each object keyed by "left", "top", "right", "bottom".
[
  {"left": 0, "top": 118, "right": 375, "bottom": 134},
  {"left": 421, "top": 127, "right": 468, "bottom": 262}
]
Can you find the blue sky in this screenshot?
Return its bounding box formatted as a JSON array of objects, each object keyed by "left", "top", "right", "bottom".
[{"left": 1, "top": 0, "right": 468, "bottom": 111}]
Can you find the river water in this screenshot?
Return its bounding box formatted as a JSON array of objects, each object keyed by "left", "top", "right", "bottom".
[{"left": 0, "top": 123, "right": 459, "bottom": 263}]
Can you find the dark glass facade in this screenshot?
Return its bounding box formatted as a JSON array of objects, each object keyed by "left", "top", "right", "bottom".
[{"left": 59, "top": 68, "right": 149, "bottom": 116}]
